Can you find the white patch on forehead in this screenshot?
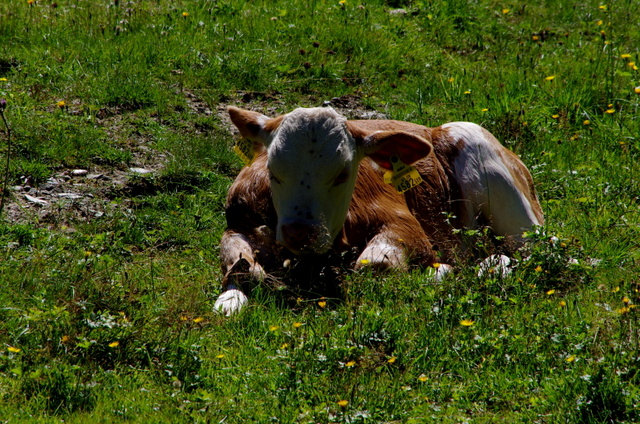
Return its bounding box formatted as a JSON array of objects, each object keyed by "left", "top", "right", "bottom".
[{"left": 269, "top": 107, "right": 355, "bottom": 163}]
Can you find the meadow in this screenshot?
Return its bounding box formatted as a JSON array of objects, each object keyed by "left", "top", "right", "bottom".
[{"left": 0, "top": 0, "right": 639, "bottom": 422}]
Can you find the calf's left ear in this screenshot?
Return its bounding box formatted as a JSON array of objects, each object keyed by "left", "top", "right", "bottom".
[{"left": 357, "top": 130, "right": 433, "bottom": 170}]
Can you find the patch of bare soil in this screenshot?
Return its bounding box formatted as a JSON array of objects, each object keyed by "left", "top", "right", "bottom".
[{"left": 2, "top": 92, "right": 383, "bottom": 229}]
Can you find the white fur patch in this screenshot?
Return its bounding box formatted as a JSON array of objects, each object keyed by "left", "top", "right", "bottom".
[{"left": 444, "top": 122, "right": 542, "bottom": 236}]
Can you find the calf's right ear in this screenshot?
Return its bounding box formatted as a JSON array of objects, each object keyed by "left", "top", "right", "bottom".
[{"left": 228, "top": 106, "right": 283, "bottom": 148}]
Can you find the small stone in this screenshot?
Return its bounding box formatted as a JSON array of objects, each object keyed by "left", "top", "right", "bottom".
[
  {"left": 71, "top": 169, "right": 88, "bottom": 176},
  {"left": 129, "top": 167, "right": 152, "bottom": 174}
]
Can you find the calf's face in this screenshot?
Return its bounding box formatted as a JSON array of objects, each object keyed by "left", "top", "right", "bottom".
[{"left": 228, "top": 106, "right": 433, "bottom": 255}]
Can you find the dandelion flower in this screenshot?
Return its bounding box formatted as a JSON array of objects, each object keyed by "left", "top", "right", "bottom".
[
  {"left": 481, "top": 108, "right": 489, "bottom": 112},
  {"left": 0, "top": 78, "right": 7, "bottom": 82},
  {"left": 566, "top": 355, "right": 576, "bottom": 363},
  {"left": 621, "top": 54, "right": 632, "bottom": 59},
  {"left": 418, "top": 374, "right": 428, "bottom": 382},
  {"left": 464, "top": 90, "right": 471, "bottom": 95},
  {"left": 545, "top": 75, "right": 555, "bottom": 81},
  {"left": 598, "top": 5, "right": 607, "bottom": 10},
  {"left": 502, "top": 8, "right": 510, "bottom": 14},
  {"left": 61, "top": 335, "right": 70, "bottom": 343},
  {"left": 460, "top": 319, "right": 475, "bottom": 327},
  {"left": 534, "top": 265, "right": 543, "bottom": 273},
  {"left": 532, "top": 35, "right": 540, "bottom": 41},
  {"left": 552, "top": 114, "right": 559, "bottom": 119},
  {"left": 546, "top": 289, "right": 555, "bottom": 295},
  {"left": 559, "top": 300, "right": 567, "bottom": 307},
  {"left": 635, "top": 87, "right": 640, "bottom": 94},
  {"left": 216, "top": 354, "right": 225, "bottom": 359},
  {"left": 388, "top": 356, "right": 397, "bottom": 364},
  {"left": 432, "top": 262, "right": 441, "bottom": 269},
  {"left": 193, "top": 317, "right": 204, "bottom": 323},
  {"left": 57, "top": 100, "right": 66, "bottom": 108},
  {"left": 605, "top": 108, "right": 615, "bottom": 114},
  {"left": 293, "top": 322, "right": 303, "bottom": 328},
  {"left": 612, "top": 286, "right": 620, "bottom": 292},
  {"left": 597, "top": 20, "right": 603, "bottom": 25},
  {"left": 448, "top": 77, "right": 454, "bottom": 82},
  {"left": 623, "top": 296, "right": 630, "bottom": 304},
  {"left": 280, "top": 343, "right": 289, "bottom": 349},
  {"left": 7, "top": 346, "right": 21, "bottom": 353},
  {"left": 318, "top": 300, "right": 327, "bottom": 308},
  {"left": 337, "top": 400, "right": 349, "bottom": 407},
  {"left": 269, "top": 325, "right": 279, "bottom": 332},
  {"left": 182, "top": 12, "right": 189, "bottom": 17},
  {"left": 345, "top": 360, "right": 356, "bottom": 367},
  {"left": 360, "top": 259, "right": 370, "bottom": 265},
  {"left": 617, "top": 306, "right": 630, "bottom": 314},
  {"left": 583, "top": 120, "right": 591, "bottom": 125},
  {"left": 108, "top": 341, "right": 119, "bottom": 348}
]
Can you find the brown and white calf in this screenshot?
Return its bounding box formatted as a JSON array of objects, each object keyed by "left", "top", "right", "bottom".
[{"left": 215, "top": 106, "right": 544, "bottom": 315}]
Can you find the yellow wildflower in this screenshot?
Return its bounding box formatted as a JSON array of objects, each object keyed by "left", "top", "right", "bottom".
[
  {"left": 566, "top": 355, "right": 576, "bottom": 363},
  {"left": 623, "top": 296, "right": 630, "bottom": 304},
  {"left": 448, "top": 77, "right": 454, "bottom": 82},
  {"left": 502, "top": 8, "right": 510, "bottom": 14},
  {"left": 618, "top": 306, "right": 630, "bottom": 314},
  {"left": 388, "top": 356, "right": 397, "bottom": 364},
  {"left": 193, "top": 317, "right": 204, "bottom": 323},
  {"left": 360, "top": 259, "right": 370, "bottom": 265},
  {"left": 583, "top": 120, "right": 591, "bottom": 125},
  {"left": 318, "top": 300, "right": 327, "bottom": 308},
  {"left": 7, "top": 346, "right": 21, "bottom": 353},
  {"left": 280, "top": 343, "right": 289, "bottom": 349},
  {"left": 546, "top": 289, "right": 555, "bottom": 295},
  {"left": 216, "top": 354, "right": 225, "bottom": 359},
  {"left": 532, "top": 35, "right": 540, "bottom": 41},
  {"left": 345, "top": 360, "right": 356, "bottom": 367},
  {"left": 552, "top": 114, "right": 559, "bottom": 119},
  {"left": 634, "top": 87, "right": 640, "bottom": 94},
  {"left": 57, "top": 100, "right": 66, "bottom": 108},
  {"left": 559, "top": 300, "right": 567, "bottom": 307},
  {"left": 534, "top": 265, "right": 543, "bottom": 273},
  {"left": 481, "top": 108, "right": 489, "bottom": 112},
  {"left": 418, "top": 374, "right": 428, "bottom": 382},
  {"left": 545, "top": 75, "right": 555, "bottom": 81},
  {"left": 337, "top": 399, "right": 349, "bottom": 407},
  {"left": 182, "top": 12, "right": 189, "bottom": 17},
  {"left": 598, "top": 5, "right": 607, "bottom": 10},
  {"left": 464, "top": 90, "right": 471, "bottom": 95},
  {"left": 432, "top": 262, "right": 441, "bottom": 269},
  {"left": 460, "top": 319, "right": 474, "bottom": 327},
  {"left": 293, "top": 322, "right": 303, "bottom": 328},
  {"left": 108, "top": 341, "right": 119, "bottom": 348},
  {"left": 61, "top": 335, "right": 70, "bottom": 343},
  {"left": 621, "top": 54, "right": 632, "bottom": 59},
  {"left": 597, "top": 20, "right": 603, "bottom": 25},
  {"left": 605, "top": 108, "right": 615, "bottom": 114},
  {"left": 269, "top": 325, "right": 279, "bottom": 332},
  {"left": 0, "top": 78, "right": 7, "bottom": 82}
]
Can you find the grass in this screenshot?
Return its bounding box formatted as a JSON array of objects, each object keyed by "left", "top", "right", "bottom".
[{"left": 0, "top": 0, "right": 639, "bottom": 422}]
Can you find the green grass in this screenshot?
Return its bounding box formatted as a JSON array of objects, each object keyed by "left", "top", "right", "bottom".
[{"left": 0, "top": 0, "right": 639, "bottom": 422}]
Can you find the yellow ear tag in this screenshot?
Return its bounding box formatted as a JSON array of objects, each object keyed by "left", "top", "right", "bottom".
[
  {"left": 233, "top": 138, "right": 258, "bottom": 166},
  {"left": 383, "top": 155, "right": 423, "bottom": 193}
]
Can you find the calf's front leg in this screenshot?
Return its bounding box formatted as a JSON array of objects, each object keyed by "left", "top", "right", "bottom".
[{"left": 214, "top": 230, "right": 266, "bottom": 316}]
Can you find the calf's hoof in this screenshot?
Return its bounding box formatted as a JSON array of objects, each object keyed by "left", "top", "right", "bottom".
[{"left": 214, "top": 287, "right": 248, "bottom": 316}]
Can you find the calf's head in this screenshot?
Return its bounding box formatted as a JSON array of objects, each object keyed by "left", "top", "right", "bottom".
[{"left": 228, "top": 106, "right": 433, "bottom": 255}]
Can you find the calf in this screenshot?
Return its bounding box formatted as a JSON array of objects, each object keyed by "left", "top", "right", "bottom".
[{"left": 215, "top": 106, "right": 544, "bottom": 315}]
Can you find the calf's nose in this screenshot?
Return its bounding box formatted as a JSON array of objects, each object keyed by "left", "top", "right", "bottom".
[{"left": 280, "top": 220, "right": 325, "bottom": 254}]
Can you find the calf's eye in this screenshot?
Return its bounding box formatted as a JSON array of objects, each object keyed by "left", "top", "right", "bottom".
[
  {"left": 269, "top": 170, "right": 282, "bottom": 185},
  {"left": 332, "top": 169, "right": 350, "bottom": 187}
]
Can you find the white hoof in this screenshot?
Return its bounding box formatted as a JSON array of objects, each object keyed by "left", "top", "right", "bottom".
[
  {"left": 433, "top": 263, "right": 453, "bottom": 282},
  {"left": 214, "top": 287, "right": 248, "bottom": 316},
  {"left": 477, "top": 254, "right": 513, "bottom": 278}
]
